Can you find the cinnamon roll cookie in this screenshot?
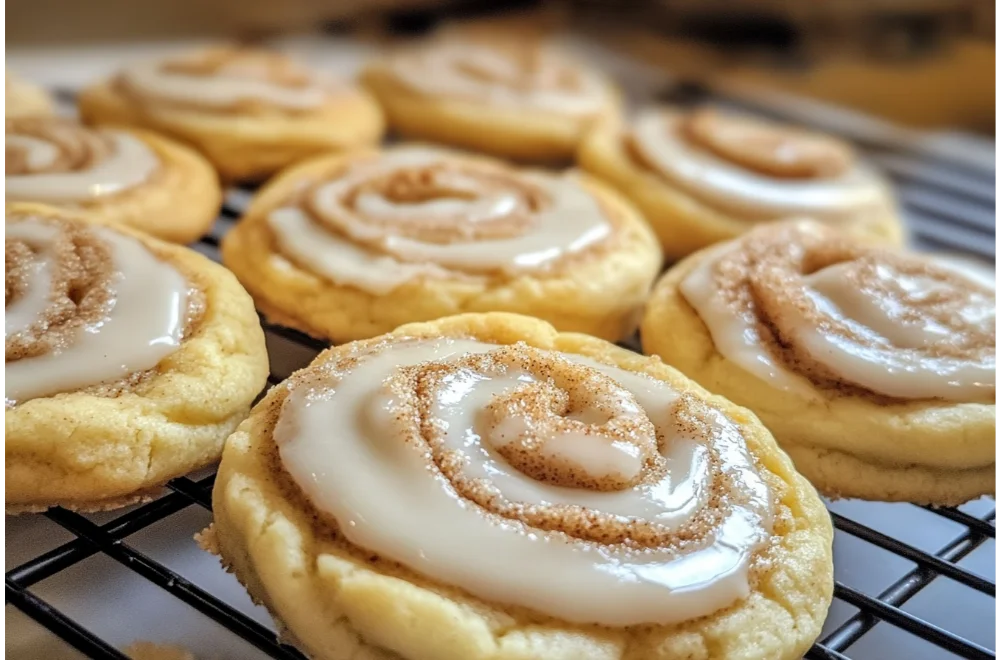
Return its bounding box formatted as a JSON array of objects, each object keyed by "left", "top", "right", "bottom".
[
  {"left": 78, "top": 46, "right": 384, "bottom": 182},
  {"left": 579, "top": 107, "right": 904, "bottom": 259},
  {"left": 207, "top": 312, "right": 833, "bottom": 660},
  {"left": 6, "top": 69, "right": 55, "bottom": 118},
  {"left": 641, "top": 221, "right": 995, "bottom": 504},
  {"left": 6, "top": 116, "right": 220, "bottom": 243},
  {"left": 5, "top": 203, "right": 268, "bottom": 512},
  {"left": 221, "top": 146, "right": 661, "bottom": 343},
  {"left": 362, "top": 38, "right": 618, "bottom": 162}
]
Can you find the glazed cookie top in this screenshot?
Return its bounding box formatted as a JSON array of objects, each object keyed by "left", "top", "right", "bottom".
[
  {"left": 5, "top": 208, "right": 198, "bottom": 406},
  {"left": 378, "top": 38, "right": 611, "bottom": 117},
  {"left": 266, "top": 146, "right": 620, "bottom": 294},
  {"left": 626, "top": 107, "right": 892, "bottom": 221},
  {"left": 116, "top": 47, "right": 349, "bottom": 115},
  {"left": 6, "top": 117, "right": 160, "bottom": 204},
  {"left": 273, "top": 333, "right": 775, "bottom": 626},
  {"left": 680, "top": 220, "right": 996, "bottom": 401}
]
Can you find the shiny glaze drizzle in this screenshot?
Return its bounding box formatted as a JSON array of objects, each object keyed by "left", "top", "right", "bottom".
[
  {"left": 5, "top": 215, "right": 188, "bottom": 405},
  {"left": 276, "top": 337, "right": 774, "bottom": 625}
]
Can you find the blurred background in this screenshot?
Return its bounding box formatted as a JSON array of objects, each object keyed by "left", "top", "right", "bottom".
[{"left": 7, "top": 0, "right": 995, "bottom": 133}]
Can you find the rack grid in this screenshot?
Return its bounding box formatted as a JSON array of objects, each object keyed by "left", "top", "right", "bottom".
[{"left": 6, "top": 44, "right": 996, "bottom": 660}]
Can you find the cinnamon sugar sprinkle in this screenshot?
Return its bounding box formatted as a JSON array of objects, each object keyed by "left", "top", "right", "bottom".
[
  {"left": 5, "top": 218, "right": 115, "bottom": 361},
  {"left": 336, "top": 341, "right": 739, "bottom": 553},
  {"left": 6, "top": 117, "right": 115, "bottom": 175},
  {"left": 5, "top": 216, "right": 204, "bottom": 406},
  {"left": 118, "top": 47, "right": 337, "bottom": 116},
  {"left": 708, "top": 222, "right": 995, "bottom": 398},
  {"left": 449, "top": 41, "right": 586, "bottom": 93},
  {"left": 318, "top": 160, "right": 545, "bottom": 245},
  {"left": 270, "top": 334, "right": 776, "bottom": 624},
  {"left": 160, "top": 47, "right": 315, "bottom": 88},
  {"left": 682, "top": 108, "right": 854, "bottom": 179},
  {"left": 271, "top": 150, "right": 621, "bottom": 282}
]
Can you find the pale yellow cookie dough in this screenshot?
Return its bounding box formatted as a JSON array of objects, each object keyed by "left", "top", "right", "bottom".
[
  {"left": 221, "top": 148, "right": 663, "bottom": 344},
  {"left": 5, "top": 203, "right": 270, "bottom": 512},
  {"left": 209, "top": 312, "right": 834, "bottom": 660},
  {"left": 578, "top": 117, "right": 905, "bottom": 260},
  {"left": 7, "top": 118, "right": 222, "bottom": 244},
  {"left": 641, "top": 252, "right": 996, "bottom": 505},
  {"left": 78, "top": 73, "right": 384, "bottom": 184},
  {"left": 6, "top": 69, "right": 55, "bottom": 118}
]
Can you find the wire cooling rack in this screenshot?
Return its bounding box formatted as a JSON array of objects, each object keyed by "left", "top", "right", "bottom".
[{"left": 5, "top": 36, "right": 996, "bottom": 660}]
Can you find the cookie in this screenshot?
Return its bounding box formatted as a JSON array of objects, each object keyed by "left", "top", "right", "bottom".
[
  {"left": 221, "top": 145, "right": 662, "bottom": 343},
  {"left": 208, "top": 312, "right": 833, "bottom": 660},
  {"left": 6, "top": 69, "right": 54, "bottom": 118},
  {"left": 579, "top": 106, "right": 904, "bottom": 259},
  {"left": 5, "top": 203, "right": 269, "bottom": 512},
  {"left": 7, "top": 116, "right": 221, "bottom": 243},
  {"left": 78, "top": 46, "right": 385, "bottom": 182},
  {"left": 363, "top": 36, "right": 618, "bottom": 163},
  {"left": 641, "top": 220, "right": 995, "bottom": 504}
]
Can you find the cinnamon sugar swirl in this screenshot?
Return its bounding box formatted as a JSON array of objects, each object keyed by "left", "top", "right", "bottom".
[
  {"left": 363, "top": 37, "right": 618, "bottom": 162},
  {"left": 208, "top": 313, "right": 833, "bottom": 660},
  {"left": 78, "top": 46, "right": 384, "bottom": 182},
  {"left": 642, "top": 220, "right": 996, "bottom": 504},
  {"left": 579, "top": 106, "right": 904, "bottom": 258},
  {"left": 6, "top": 203, "right": 268, "bottom": 512},
  {"left": 222, "top": 146, "right": 661, "bottom": 343},
  {"left": 6, "top": 116, "right": 220, "bottom": 243}
]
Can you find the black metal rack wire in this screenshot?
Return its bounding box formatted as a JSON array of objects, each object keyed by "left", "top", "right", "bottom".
[{"left": 5, "top": 51, "right": 996, "bottom": 660}]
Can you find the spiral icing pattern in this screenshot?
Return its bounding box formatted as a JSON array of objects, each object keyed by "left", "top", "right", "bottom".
[
  {"left": 6, "top": 117, "right": 160, "bottom": 203},
  {"left": 275, "top": 336, "right": 774, "bottom": 626},
  {"left": 627, "top": 107, "right": 892, "bottom": 221},
  {"left": 267, "top": 147, "right": 615, "bottom": 294},
  {"left": 5, "top": 211, "right": 189, "bottom": 405},
  {"left": 119, "top": 47, "right": 341, "bottom": 113},
  {"left": 680, "top": 220, "right": 996, "bottom": 401},
  {"left": 384, "top": 39, "right": 609, "bottom": 116}
]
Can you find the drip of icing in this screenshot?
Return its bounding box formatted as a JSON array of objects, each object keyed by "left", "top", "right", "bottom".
[
  {"left": 5, "top": 219, "right": 188, "bottom": 404},
  {"left": 276, "top": 338, "right": 773, "bottom": 626},
  {"left": 6, "top": 131, "right": 160, "bottom": 203},
  {"left": 121, "top": 57, "right": 332, "bottom": 110},
  {"left": 267, "top": 148, "right": 613, "bottom": 293},
  {"left": 630, "top": 109, "right": 891, "bottom": 220}
]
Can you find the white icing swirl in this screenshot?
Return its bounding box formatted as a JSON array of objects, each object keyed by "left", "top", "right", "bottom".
[
  {"left": 6, "top": 122, "right": 160, "bottom": 203},
  {"left": 680, "top": 221, "right": 996, "bottom": 400},
  {"left": 5, "top": 216, "right": 188, "bottom": 405},
  {"left": 121, "top": 49, "right": 336, "bottom": 111},
  {"left": 276, "top": 337, "right": 774, "bottom": 626},
  {"left": 385, "top": 41, "right": 609, "bottom": 116},
  {"left": 267, "top": 147, "right": 613, "bottom": 294},
  {"left": 630, "top": 109, "right": 893, "bottom": 220}
]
